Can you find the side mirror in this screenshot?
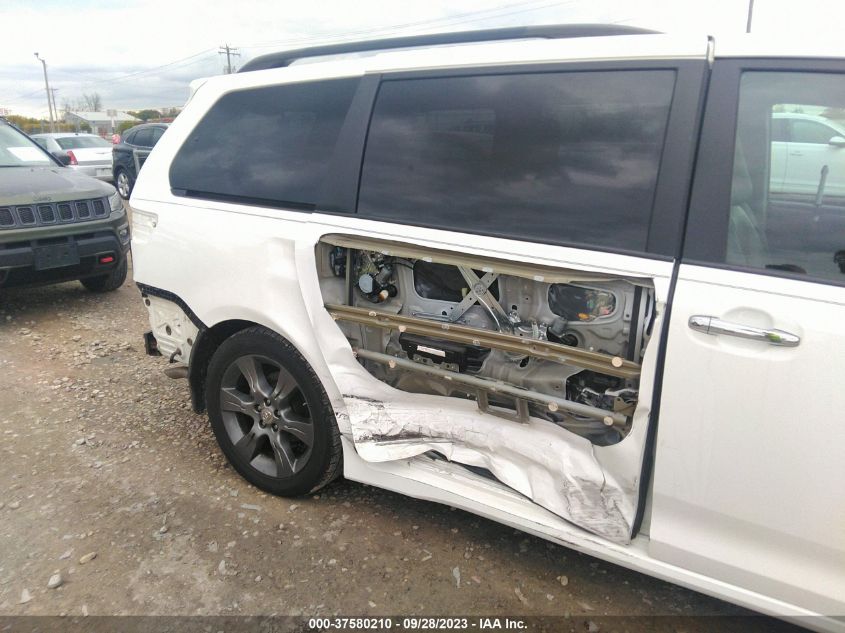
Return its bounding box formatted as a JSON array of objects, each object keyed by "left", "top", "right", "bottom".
[
  {"left": 828, "top": 135, "right": 845, "bottom": 148},
  {"left": 51, "top": 151, "right": 71, "bottom": 166}
]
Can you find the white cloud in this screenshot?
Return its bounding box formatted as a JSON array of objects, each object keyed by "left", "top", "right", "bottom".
[{"left": 2, "top": 0, "right": 843, "bottom": 118}]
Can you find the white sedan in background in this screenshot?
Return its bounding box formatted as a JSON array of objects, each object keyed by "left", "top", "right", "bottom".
[
  {"left": 31, "top": 132, "right": 114, "bottom": 183},
  {"left": 771, "top": 112, "right": 845, "bottom": 197}
]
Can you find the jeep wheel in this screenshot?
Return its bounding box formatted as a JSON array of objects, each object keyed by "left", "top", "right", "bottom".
[
  {"left": 206, "top": 327, "right": 342, "bottom": 496},
  {"left": 81, "top": 257, "right": 128, "bottom": 292},
  {"left": 116, "top": 169, "right": 133, "bottom": 199}
]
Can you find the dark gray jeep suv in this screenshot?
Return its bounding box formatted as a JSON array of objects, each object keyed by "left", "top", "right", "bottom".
[{"left": 0, "top": 119, "right": 130, "bottom": 291}]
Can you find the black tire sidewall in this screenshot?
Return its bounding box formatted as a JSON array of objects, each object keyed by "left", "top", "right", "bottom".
[
  {"left": 81, "top": 257, "right": 128, "bottom": 292},
  {"left": 206, "top": 328, "right": 337, "bottom": 497}
]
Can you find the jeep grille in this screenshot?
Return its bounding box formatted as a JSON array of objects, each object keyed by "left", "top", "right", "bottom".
[{"left": 0, "top": 197, "right": 110, "bottom": 230}]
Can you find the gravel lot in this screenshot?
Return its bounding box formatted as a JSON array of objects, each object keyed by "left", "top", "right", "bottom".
[{"left": 0, "top": 259, "right": 798, "bottom": 632}]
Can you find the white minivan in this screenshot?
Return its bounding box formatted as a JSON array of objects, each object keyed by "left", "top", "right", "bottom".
[{"left": 129, "top": 26, "right": 844, "bottom": 631}]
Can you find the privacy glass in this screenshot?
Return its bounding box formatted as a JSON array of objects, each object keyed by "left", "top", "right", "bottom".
[
  {"left": 358, "top": 71, "right": 675, "bottom": 251},
  {"left": 170, "top": 78, "right": 358, "bottom": 208},
  {"left": 729, "top": 72, "right": 845, "bottom": 282}
]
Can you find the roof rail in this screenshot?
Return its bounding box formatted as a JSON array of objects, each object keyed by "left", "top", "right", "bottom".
[{"left": 238, "top": 24, "right": 658, "bottom": 73}]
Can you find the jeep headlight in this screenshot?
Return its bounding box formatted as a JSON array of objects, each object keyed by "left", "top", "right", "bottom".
[{"left": 109, "top": 190, "right": 124, "bottom": 215}]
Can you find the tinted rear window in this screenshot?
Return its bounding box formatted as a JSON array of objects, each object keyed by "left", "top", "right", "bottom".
[
  {"left": 358, "top": 70, "right": 675, "bottom": 251},
  {"left": 56, "top": 136, "right": 111, "bottom": 149},
  {"left": 169, "top": 78, "right": 358, "bottom": 208}
]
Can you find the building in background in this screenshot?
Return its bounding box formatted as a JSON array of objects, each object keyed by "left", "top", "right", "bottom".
[{"left": 64, "top": 111, "right": 138, "bottom": 136}]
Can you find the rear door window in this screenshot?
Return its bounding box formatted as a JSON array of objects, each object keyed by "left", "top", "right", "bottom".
[
  {"left": 169, "top": 78, "right": 359, "bottom": 209},
  {"left": 132, "top": 128, "right": 154, "bottom": 147},
  {"left": 693, "top": 70, "right": 845, "bottom": 283},
  {"left": 357, "top": 70, "right": 676, "bottom": 252}
]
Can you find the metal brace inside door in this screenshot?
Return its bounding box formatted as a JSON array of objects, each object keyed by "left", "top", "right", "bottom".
[{"left": 413, "top": 266, "right": 513, "bottom": 333}]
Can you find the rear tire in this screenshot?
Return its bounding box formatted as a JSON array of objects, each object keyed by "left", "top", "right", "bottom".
[
  {"left": 206, "top": 327, "right": 343, "bottom": 496},
  {"left": 81, "top": 257, "right": 128, "bottom": 292},
  {"left": 115, "top": 168, "right": 133, "bottom": 199}
]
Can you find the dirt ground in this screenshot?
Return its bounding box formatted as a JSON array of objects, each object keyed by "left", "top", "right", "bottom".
[{"left": 0, "top": 261, "right": 799, "bottom": 632}]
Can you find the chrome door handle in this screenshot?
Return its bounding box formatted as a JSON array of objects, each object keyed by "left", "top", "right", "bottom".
[{"left": 688, "top": 315, "right": 800, "bottom": 347}]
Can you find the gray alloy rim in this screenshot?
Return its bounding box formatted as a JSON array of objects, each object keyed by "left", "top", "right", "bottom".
[
  {"left": 219, "top": 354, "right": 314, "bottom": 478},
  {"left": 117, "top": 172, "right": 130, "bottom": 198}
]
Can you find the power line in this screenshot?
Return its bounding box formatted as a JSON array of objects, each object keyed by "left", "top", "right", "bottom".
[
  {"left": 32, "top": 3, "right": 558, "bottom": 95},
  {"left": 6, "top": 53, "right": 217, "bottom": 104},
  {"left": 9, "top": 0, "right": 580, "bottom": 108},
  {"left": 241, "top": 0, "right": 567, "bottom": 51},
  {"left": 59, "top": 48, "right": 218, "bottom": 89}
]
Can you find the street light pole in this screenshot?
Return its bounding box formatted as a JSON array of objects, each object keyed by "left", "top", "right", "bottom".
[
  {"left": 50, "top": 88, "right": 60, "bottom": 129},
  {"left": 34, "top": 52, "right": 55, "bottom": 132}
]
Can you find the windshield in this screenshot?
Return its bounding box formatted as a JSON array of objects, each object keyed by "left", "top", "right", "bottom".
[
  {"left": 0, "top": 124, "right": 53, "bottom": 167},
  {"left": 56, "top": 135, "right": 111, "bottom": 149}
]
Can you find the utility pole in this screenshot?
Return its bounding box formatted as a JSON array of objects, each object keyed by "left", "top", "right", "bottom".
[
  {"left": 34, "top": 52, "right": 55, "bottom": 132},
  {"left": 218, "top": 44, "right": 240, "bottom": 74},
  {"left": 50, "top": 88, "right": 60, "bottom": 129},
  {"left": 746, "top": 0, "right": 755, "bottom": 33}
]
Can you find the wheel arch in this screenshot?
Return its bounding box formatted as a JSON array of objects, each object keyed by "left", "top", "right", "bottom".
[
  {"left": 188, "top": 318, "right": 258, "bottom": 413},
  {"left": 188, "top": 317, "right": 335, "bottom": 415},
  {"left": 138, "top": 284, "right": 341, "bottom": 418}
]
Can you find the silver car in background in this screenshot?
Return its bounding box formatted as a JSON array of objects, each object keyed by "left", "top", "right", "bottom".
[{"left": 31, "top": 133, "right": 114, "bottom": 183}]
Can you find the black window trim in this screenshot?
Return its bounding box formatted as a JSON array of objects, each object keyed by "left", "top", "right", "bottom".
[
  {"left": 683, "top": 57, "right": 845, "bottom": 288},
  {"left": 344, "top": 59, "right": 708, "bottom": 260}
]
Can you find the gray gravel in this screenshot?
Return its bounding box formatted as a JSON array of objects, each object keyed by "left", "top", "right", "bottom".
[{"left": 0, "top": 260, "right": 798, "bottom": 632}]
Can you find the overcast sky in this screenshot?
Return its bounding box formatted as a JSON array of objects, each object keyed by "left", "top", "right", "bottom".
[{"left": 2, "top": 0, "right": 843, "bottom": 118}]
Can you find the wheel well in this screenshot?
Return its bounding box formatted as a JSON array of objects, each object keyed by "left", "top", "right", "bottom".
[{"left": 188, "top": 319, "right": 259, "bottom": 413}]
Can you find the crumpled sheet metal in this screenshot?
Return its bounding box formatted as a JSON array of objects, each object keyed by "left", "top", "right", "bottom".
[{"left": 343, "top": 394, "right": 634, "bottom": 543}]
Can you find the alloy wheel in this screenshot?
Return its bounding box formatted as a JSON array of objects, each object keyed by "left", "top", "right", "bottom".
[
  {"left": 117, "top": 172, "right": 131, "bottom": 198},
  {"left": 218, "top": 354, "right": 314, "bottom": 479}
]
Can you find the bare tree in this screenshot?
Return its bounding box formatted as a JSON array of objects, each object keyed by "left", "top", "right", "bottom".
[{"left": 82, "top": 93, "right": 102, "bottom": 111}]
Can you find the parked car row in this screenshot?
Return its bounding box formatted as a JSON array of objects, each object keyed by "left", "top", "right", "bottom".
[
  {"left": 30, "top": 132, "right": 113, "bottom": 181},
  {"left": 0, "top": 117, "right": 169, "bottom": 291},
  {"left": 0, "top": 119, "right": 130, "bottom": 291},
  {"left": 31, "top": 122, "right": 168, "bottom": 199}
]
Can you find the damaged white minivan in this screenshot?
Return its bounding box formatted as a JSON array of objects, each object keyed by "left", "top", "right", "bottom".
[{"left": 130, "top": 25, "right": 844, "bottom": 630}]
